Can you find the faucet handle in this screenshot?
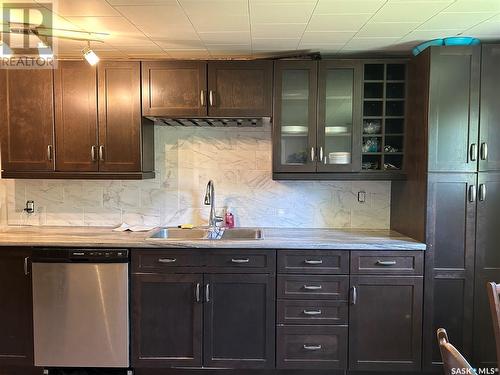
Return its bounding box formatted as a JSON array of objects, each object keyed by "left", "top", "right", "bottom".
[{"left": 214, "top": 215, "right": 224, "bottom": 223}]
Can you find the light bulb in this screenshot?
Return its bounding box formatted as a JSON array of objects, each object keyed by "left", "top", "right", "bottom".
[{"left": 83, "top": 46, "right": 99, "bottom": 65}]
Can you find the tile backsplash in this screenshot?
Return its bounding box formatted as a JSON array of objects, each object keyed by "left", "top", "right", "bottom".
[{"left": 0, "top": 122, "right": 391, "bottom": 228}]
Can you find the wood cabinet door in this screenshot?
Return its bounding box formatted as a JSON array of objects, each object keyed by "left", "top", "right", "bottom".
[
  {"left": 473, "top": 172, "right": 500, "bottom": 367},
  {"left": 428, "top": 46, "right": 480, "bottom": 172},
  {"left": 207, "top": 61, "right": 272, "bottom": 117},
  {"left": 132, "top": 273, "right": 203, "bottom": 368},
  {"left": 54, "top": 61, "right": 98, "bottom": 172},
  {"left": 0, "top": 248, "right": 33, "bottom": 368},
  {"left": 142, "top": 61, "right": 207, "bottom": 117},
  {"left": 0, "top": 69, "right": 54, "bottom": 171},
  {"left": 479, "top": 45, "right": 500, "bottom": 172},
  {"left": 273, "top": 60, "right": 318, "bottom": 173},
  {"left": 349, "top": 275, "right": 423, "bottom": 371},
  {"left": 423, "top": 173, "right": 477, "bottom": 371},
  {"left": 98, "top": 61, "right": 142, "bottom": 172},
  {"left": 203, "top": 273, "right": 275, "bottom": 368}
]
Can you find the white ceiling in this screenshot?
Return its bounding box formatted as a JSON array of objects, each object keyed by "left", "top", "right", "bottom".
[{"left": 2, "top": 0, "right": 500, "bottom": 58}]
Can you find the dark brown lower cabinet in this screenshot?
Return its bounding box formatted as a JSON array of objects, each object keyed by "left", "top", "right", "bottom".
[
  {"left": 0, "top": 248, "right": 33, "bottom": 369},
  {"left": 132, "top": 273, "right": 203, "bottom": 367},
  {"left": 277, "top": 325, "right": 347, "bottom": 369},
  {"left": 349, "top": 275, "right": 423, "bottom": 371},
  {"left": 203, "top": 273, "right": 275, "bottom": 369}
]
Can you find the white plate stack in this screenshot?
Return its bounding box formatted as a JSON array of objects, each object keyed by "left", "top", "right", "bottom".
[{"left": 329, "top": 152, "right": 351, "bottom": 164}]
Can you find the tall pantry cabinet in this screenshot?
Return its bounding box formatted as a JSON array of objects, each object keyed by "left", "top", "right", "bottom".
[{"left": 391, "top": 44, "right": 500, "bottom": 370}]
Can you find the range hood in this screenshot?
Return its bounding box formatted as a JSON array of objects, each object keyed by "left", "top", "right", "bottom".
[{"left": 145, "top": 117, "right": 267, "bottom": 128}]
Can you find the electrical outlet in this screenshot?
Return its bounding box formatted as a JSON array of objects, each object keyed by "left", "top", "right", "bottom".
[
  {"left": 357, "top": 191, "right": 366, "bottom": 203},
  {"left": 24, "top": 200, "right": 35, "bottom": 214}
]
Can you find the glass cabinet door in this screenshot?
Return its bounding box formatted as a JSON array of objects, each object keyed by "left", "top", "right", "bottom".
[
  {"left": 317, "top": 61, "right": 362, "bottom": 172},
  {"left": 273, "top": 61, "right": 317, "bottom": 172}
]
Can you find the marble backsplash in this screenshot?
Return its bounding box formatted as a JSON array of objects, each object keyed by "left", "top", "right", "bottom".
[{"left": 0, "top": 122, "right": 391, "bottom": 228}]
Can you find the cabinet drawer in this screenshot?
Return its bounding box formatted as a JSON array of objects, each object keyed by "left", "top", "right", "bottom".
[
  {"left": 277, "top": 325, "right": 347, "bottom": 369},
  {"left": 207, "top": 250, "right": 275, "bottom": 271},
  {"left": 278, "top": 250, "right": 349, "bottom": 274},
  {"left": 277, "top": 300, "right": 348, "bottom": 325},
  {"left": 277, "top": 275, "right": 349, "bottom": 300},
  {"left": 133, "top": 251, "right": 203, "bottom": 271},
  {"left": 350, "top": 251, "right": 423, "bottom": 275}
]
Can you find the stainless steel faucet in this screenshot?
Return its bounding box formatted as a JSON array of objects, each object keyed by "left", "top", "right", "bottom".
[{"left": 204, "top": 180, "right": 223, "bottom": 228}]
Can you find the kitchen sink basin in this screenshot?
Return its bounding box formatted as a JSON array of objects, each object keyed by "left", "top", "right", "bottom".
[{"left": 148, "top": 227, "right": 263, "bottom": 240}]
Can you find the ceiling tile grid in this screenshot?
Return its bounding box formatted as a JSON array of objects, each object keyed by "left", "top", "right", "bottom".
[{"left": 0, "top": 0, "right": 494, "bottom": 58}]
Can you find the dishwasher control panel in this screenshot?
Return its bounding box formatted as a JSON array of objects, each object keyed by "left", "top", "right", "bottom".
[{"left": 32, "top": 248, "right": 129, "bottom": 263}]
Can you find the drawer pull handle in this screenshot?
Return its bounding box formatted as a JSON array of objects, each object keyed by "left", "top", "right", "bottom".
[
  {"left": 303, "top": 309, "right": 322, "bottom": 316},
  {"left": 376, "top": 260, "right": 397, "bottom": 266},
  {"left": 158, "top": 258, "right": 176, "bottom": 263},
  {"left": 303, "top": 344, "right": 322, "bottom": 351},
  {"left": 231, "top": 258, "right": 250, "bottom": 264},
  {"left": 304, "top": 259, "right": 323, "bottom": 265},
  {"left": 195, "top": 283, "right": 201, "bottom": 303},
  {"left": 303, "top": 285, "right": 322, "bottom": 290}
]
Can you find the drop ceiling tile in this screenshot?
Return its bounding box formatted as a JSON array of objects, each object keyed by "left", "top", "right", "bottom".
[
  {"left": 192, "top": 15, "right": 250, "bottom": 32},
  {"left": 357, "top": 22, "right": 420, "bottom": 37},
  {"left": 301, "top": 31, "right": 355, "bottom": 44},
  {"left": 371, "top": 1, "right": 454, "bottom": 22},
  {"left": 314, "top": 0, "right": 387, "bottom": 15},
  {"left": 180, "top": 0, "right": 249, "bottom": 32},
  {"left": 465, "top": 19, "right": 500, "bottom": 36},
  {"left": 165, "top": 49, "right": 211, "bottom": 58},
  {"left": 444, "top": 0, "right": 500, "bottom": 13},
  {"left": 114, "top": 4, "right": 187, "bottom": 26},
  {"left": 342, "top": 37, "right": 400, "bottom": 51},
  {"left": 419, "top": 12, "right": 496, "bottom": 30},
  {"left": 137, "top": 24, "right": 199, "bottom": 41},
  {"left": 153, "top": 39, "right": 205, "bottom": 49},
  {"left": 53, "top": 0, "right": 120, "bottom": 17},
  {"left": 250, "top": 2, "right": 316, "bottom": 24},
  {"left": 251, "top": 23, "right": 307, "bottom": 39},
  {"left": 252, "top": 38, "right": 300, "bottom": 50},
  {"left": 113, "top": 44, "right": 164, "bottom": 53},
  {"left": 206, "top": 43, "right": 251, "bottom": 51},
  {"left": 399, "top": 29, "right": 462, "bottom": 42},
  {"left": 198, "top": 31, "right": 251, "bottom": 44},
  {"left": 307, "top": 14, "right": 373, "bottom": 31},
  {"left": 107, "top": 0, "right": 175, "bottom": 4},
  {"left": 298, "top": 42, "right": 346, "bottom": 52}
]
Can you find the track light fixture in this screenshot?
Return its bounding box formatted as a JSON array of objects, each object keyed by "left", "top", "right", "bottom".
[{"left": 82, "top": 40, "right": 99, "bottom": 65}]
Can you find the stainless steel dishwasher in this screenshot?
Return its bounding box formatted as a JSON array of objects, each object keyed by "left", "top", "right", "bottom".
[{"left": 32, "top": 249, "right": 129, "bottom": 368}]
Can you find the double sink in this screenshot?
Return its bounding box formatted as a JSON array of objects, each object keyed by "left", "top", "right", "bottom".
[{"left": 149, "top": 227, "right": 263, "bottom": 241}]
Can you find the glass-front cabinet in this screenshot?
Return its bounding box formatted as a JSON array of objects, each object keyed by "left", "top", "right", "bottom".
[
  {"left": 317, "top": 61, "right": 361, "bottom": 172},
  {"left": 273, "top": 61, "right": 317, "bottom": 172}
]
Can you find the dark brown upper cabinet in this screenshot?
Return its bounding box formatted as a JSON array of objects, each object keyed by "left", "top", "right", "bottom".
[
  {"left": 142, "top": 61, "right": 207, "bottom": 117},
  {"left": 207, "top": 61, "right": 273, "bottom": 117},
  {"left": 0, "top": 248, "right": 34, "bottom": 368},
  {"left": 479, "top": 45, "right": 500, "bottom": 172},
  {"left": 142, "top": 61, "right": 273, "bottom": 118},
  {"left": 0, "top": 69, "right": 55, "bottom": 172},
  {"left": 54, "top": 61, "right": 98, "bottom": 172},
  {"left": 98, "top": 61, "right": 152, "bottom": 173},
  {"left": 427, "top": 46, "right": 480, "bottom": 172}
]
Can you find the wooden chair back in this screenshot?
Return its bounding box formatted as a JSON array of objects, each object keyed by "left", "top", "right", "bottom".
[
  {"left": 437, "top": 328, "right": 477, "bottom": 375},
  {"left": 487, "top": 281, "right": 500, "bottom": 369}
]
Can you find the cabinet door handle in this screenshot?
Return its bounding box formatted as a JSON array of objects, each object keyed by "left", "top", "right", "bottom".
[
  {"left": 24, "top": 256, "right": 29, "bottom": 276},
  {"left": 99, "top": 145, "right": 105, "bottom": 161},
  {"left": 195, "top": 283, "right": 201, "bottom": 303},
  {"left": 47, "top": 145, "right": 53, "bottom": 161},
  {"left": 304, "top": 259, "right": 323, "bottom": 265},
  {"left": 310, "top": 147, "right": 315, "bottom": 162},
  {"left": 209, "top": 90, "right": 215, "bottom": 106},
  {"left": 479, "top": 184, "right": 487, "bottom": 202},
  {"left": 469, "top": 185, "right": 477, "bottom": 202},
  {"left": 158, "top": 258, "right": 176, "bottom": 263},
  {"left": 376, "top": 260, "right": 397, "bottom": 266},
  {"left": 91, "top": 145, "right": 97, "bottom": 162},
  {"left": 200, "top": 90, "right": 205, "bottom": 106},
  {"left": 351, "top": 286, "right": 357, "bottom": 305},
  {"left": 481, "top": 142, "right": 488, "bottom": 160},
  {"left": 470, "top": 143, "right": 478, "bottom": 161},
  {"left": 205, "top": 283, "right": 210, "bottom": 302},
  {"left": 231, "top": 258, "right": 250, "bottom": 264},
  {"left": 319, "top": 146, "right": 324, "bottom": 163},
  {"left": 303, "top": 285, "right": 322, "bottom": 290},
  {"left": 303, "top": 309, "right": 322, "bottom": 316},
  {"left": 303, "top": 344, "right": 322, "bottom": 351}
]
